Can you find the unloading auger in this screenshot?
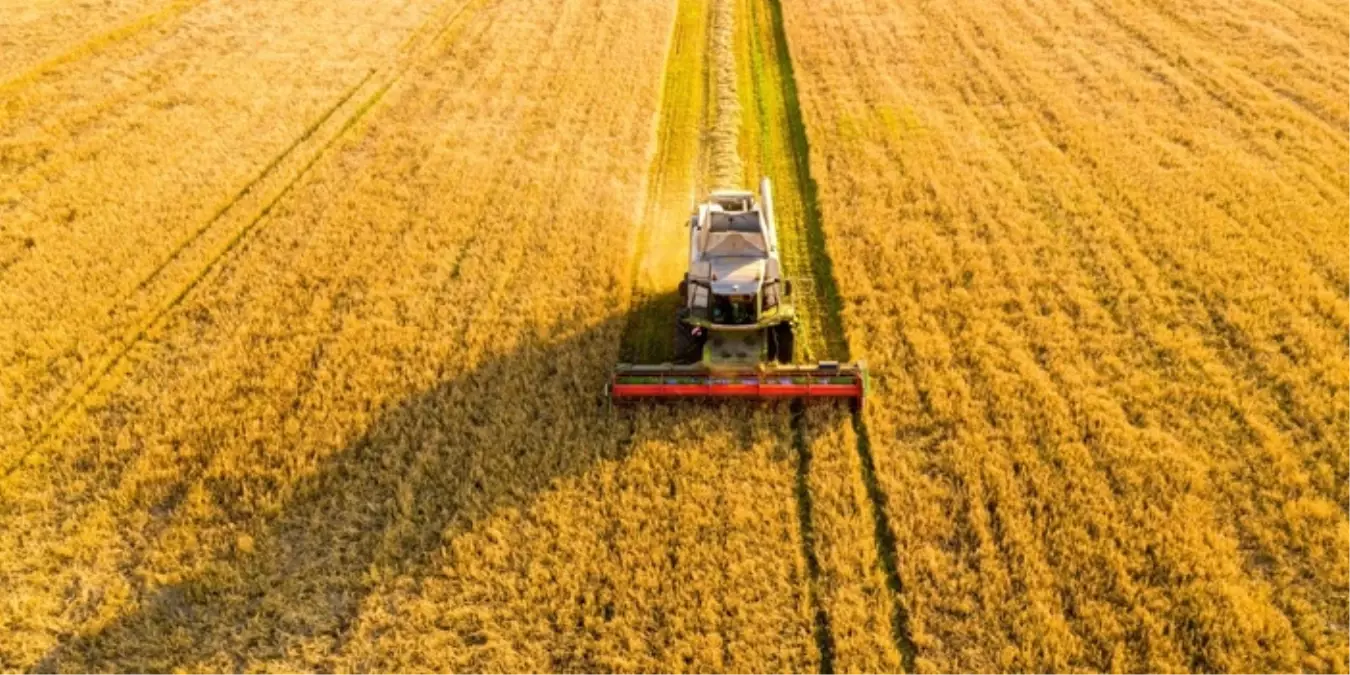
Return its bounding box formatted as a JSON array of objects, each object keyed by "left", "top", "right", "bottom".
[{"left": 608, "top": 178, "right": 868, "bottom": 406}]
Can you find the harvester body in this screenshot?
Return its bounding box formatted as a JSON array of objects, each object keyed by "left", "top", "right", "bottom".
[{"left": 610, "top": 178, "right": 868, "bottom": 405}]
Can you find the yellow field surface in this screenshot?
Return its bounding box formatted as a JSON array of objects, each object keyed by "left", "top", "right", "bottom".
[
  {"left": 1, "top": 0, "right": 1345, "bottom": 670},
  {"left": 780, "top": 0, "right": 1349, "bottom": 670},
  {"left": 619, "top": 0, "right": 900, "bottom": 669},
  {"left": 0, "top": 0, "right": 878, "bottom": 669},
  {"left": 0, "top": 0, "right": 448, "bottom": 450},
  {"left": 0, "top": 0, "right": 182, "bottom": 83}
]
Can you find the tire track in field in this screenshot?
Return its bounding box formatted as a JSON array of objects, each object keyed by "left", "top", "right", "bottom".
[
  {"left": 620, "top": 0, "right": 837, "bottom": 668},
  {"left": 790, "top": 400, "right": 837, "bottom": 674},
  {"left": 7, "top": 0, "right": 493, "bottom": 473},
  {"left": 734, "top": 0, "right": 837, "bottom": 664},
  {"left": 112, "top": 68, "right": 378, "bottom": 303},
  {"left": 0, "top": 0, "right": 471, "bottom": 457},
  {"left": 0, "top": 0, "right": 205, "bottom": 102},
  {"left": 742, "top": 0, "right": 917, "bottom": 669},
  {"left": 97, "top": 0, "right": 487, "bottom": 309}
]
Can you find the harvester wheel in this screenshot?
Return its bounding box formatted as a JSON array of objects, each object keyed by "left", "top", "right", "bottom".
[
  {"left": 773, "top": 322, "right": 795, "bottom": 363},
  {"left": 678, "top": 278, "right": 688, "bottom": 302},
  {"left": 673, "top": 310, "right": 705, "bottom": 364}
]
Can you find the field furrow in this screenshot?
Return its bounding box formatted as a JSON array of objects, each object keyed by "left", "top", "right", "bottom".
[
  {"left": 0, "top": 0, "right": 460, "bottom": 451},
  {"left": 1, "top": 0, "right": 1343, "bottom": 668},
  {"left": 736, "top": 0, "right": 914, "bottom": 669},
  {"left": 779, "top": 0, "right": 1348, "bottom": 670},
  {"left": 0, "top": 0, "right": 192, "bottom": 86},
  {"left": 0, "top": 0, "right": 845, "bottom": 669}
]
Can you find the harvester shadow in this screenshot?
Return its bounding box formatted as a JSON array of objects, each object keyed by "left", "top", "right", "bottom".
[
  {"left": 618, "top": 285, "right": 683, "bottom": 363},
  {"left": 37, "top": 293, "right": 744, "bottom": 672}
]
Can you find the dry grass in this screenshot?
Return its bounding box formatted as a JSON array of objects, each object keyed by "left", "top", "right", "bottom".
[
  {"left": 733, "top": 0, "right": 906, "bottom": 668},
  {"left": 781, "top": 0, "right": 1349, "bottom": 670},
  {"left": 1, "top": 0, "right": 835, "bottom": 670},
  {"left": 708, "top": 0, "right": 743, "bottom": 189},
  {"left": 1, "top": 0, "right": 1344, "bottom": 670},
  {"left": 0, "top": 0, "right": 184, "bottom": 84},
  {"left": 0, "top": 0, "right": 452, "bottom": 451}
]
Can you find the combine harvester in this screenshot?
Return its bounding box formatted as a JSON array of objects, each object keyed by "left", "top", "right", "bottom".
[{"left": 609, "top": 179, "right": 868, "bottom": 406}]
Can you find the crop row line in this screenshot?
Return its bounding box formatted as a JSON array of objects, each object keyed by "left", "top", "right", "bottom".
[
  {"left": 742, "top": 0, "right": 918, "bottom": 668},
  {"left": 117, "top": 68, "right": 378, "bottom": 306},
  {"left": 0, "top": 0, "right": 206, "bottom": 115},
  {"left": 8, "top": 0, "right": 493, "bottom": 473},
  {"left": 791, "top": 401, "right": 838, "bottom": 673},
  {"left": 736, "top": 2, "right": 840, "bottom": 662}
]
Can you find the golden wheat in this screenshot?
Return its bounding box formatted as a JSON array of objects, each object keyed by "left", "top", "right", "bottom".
[
  {"left": 781, "top": 0, "right": 1348, "bottom": 670},
  {"left": 2, "top": 0, "right": 1344, "bottom": 669},
  {"left": 343, "top": 409, "right": 820, "bottom": 672},
  {"left": 1, "top": 0, "right": 835, "bottom": 670},
  {"left": 0, "top": 0, "right": 177, "bottom": 84},
  {"left": 0, "top": 0, "right": 448, "bottom": 451}
]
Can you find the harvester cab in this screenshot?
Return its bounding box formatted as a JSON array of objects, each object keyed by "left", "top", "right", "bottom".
[{"left": 609, "top": 178, "right": 868, "bottom": 406}]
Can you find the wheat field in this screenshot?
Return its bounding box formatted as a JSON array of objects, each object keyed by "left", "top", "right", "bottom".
[
  {"left": 1, "top": 0, "right": 1345, "bottom": 671},
  {"left": 782, "top": 0, "right": 1349, "bottom": 670}
]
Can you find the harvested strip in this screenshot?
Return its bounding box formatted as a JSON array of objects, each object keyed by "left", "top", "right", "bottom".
[
  {"left": 619, "top": 0, "right": 709, "bottom": 363},
  {"left": 707, "top": 0, "right": 742, "bottom": 188}
]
